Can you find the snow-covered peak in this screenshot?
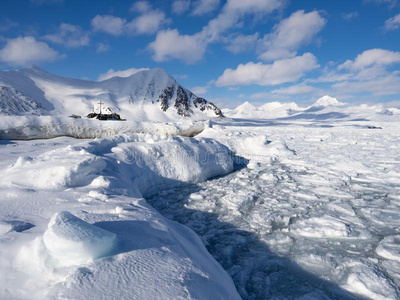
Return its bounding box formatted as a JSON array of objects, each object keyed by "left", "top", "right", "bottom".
[
  {"left": 312, "top": 95, "right": 344, "bottom": 107},
  {"left": 0, "top": 67, "right": 222, "bottom": 120},
  {"left": 234, "top": 101, "right": 257, "bottom": 114}
]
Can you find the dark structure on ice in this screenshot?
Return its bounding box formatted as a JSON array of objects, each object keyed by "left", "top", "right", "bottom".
[{"left": 87, "top": 101, "right": 125, "bottom": 121}]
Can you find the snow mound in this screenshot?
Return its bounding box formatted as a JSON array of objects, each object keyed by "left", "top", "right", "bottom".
[
  {"left": 0, "top": 85, "right": 48, "bottom": 115},
  {"left": 43, "top": 211, "right": 117, "bottom": 267},
  {"left": 112, "top": 137, "right": 233, "bottom": 195},
  {"left": 312, "top": 95, "right": 344, "bottom": 107},
  {"left": 2, "top": 148, "right": 107, "bottom": 189},
  {"left": 376, "top": 235, "right": 400, "bottom": 262}
]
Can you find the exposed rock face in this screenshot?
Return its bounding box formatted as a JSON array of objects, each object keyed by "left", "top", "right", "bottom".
[
  {"left": 0, "top": 85, "right": 48, "bottom": 115},
  {"left": 193, "top": 97, "right": 223, "bottom": 117},
  {"left": 158, "top": 83, "right": 223, "bottom": 118}
]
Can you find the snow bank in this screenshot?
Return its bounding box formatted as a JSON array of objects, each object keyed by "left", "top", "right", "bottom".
[
  {"left": 43, "top": 211, "right": 117, "bottom": 266},
  {"left": 0, "top": 116, "right": 205, "bottom": 140},
  {"left": 2, "top": 148, "right": 107, "bottom": 189},
  {"left": 112, "top": 136, "right": 233, "bottom": 195},
  {"left": 2, "top": 133, "right": 238, "bottom": 299}
]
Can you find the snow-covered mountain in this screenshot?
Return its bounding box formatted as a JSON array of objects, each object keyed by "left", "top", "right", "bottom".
[
  {"left": 0, "top": 66, "right": 222, "bottom": 121},
  {"left": 0, "top": 85, "right": 48, "bottom": 115},
  {"left": 311, "top": 95, "right": 344, "bottom": 107},
  {"left": 225, "top": 101, "right": 303, "bottom": 119},
  {"left": 224, "top": 96, "right": 400, "bottom": 122}
]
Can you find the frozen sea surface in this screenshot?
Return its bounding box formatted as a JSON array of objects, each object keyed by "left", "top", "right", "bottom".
[{"left": 147, "top": 122, "right": 400, "bottom": 300}]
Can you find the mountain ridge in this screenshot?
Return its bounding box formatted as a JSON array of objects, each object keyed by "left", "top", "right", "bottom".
[{"left": 0, "top": 66, "right": 223, "bottom": 120}]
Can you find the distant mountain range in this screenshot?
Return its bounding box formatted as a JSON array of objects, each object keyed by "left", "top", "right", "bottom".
[
  {"left": 0, "top": 66, "right": 222, "bottom": 121},
  {"left": 223, "top": 96, "right": 400, "bottom": 121}
]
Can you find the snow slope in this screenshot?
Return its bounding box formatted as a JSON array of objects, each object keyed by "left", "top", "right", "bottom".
[
  {"left": 0, "top": 134, "right": 239, "bottom": 299},
  {"left": 0, "top": 85, "right": 48, "bottom": 115},
  {"left": 0, "top": 66, "right": 222, "bottom": 120}
]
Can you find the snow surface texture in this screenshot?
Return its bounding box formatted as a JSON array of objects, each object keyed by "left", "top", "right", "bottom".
[
  {"left": 0, "top": 134, "right": 238, "bottom": 299},
  {"left": 146, "top": 120, "right": 400, "bottom": 300},
  {"left": 0, "top": 66, "right": 222, "bottom": 120}
]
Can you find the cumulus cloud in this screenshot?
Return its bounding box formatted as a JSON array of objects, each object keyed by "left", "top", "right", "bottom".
[
  {"left": 225, "top": 33, "right": 259, "bottom": 54},
  {"left": 172, "top": 0, "right": 191, "bottom": 14},
  {"left": 385, "top": 14, "right": 400, "bottom": 30},
  {"left": 339, "top": 48, "right": 400, "bottom": 70},
  {"left": 130, "top": 1, "right": 151, "bottom": 13},
  {"left": 258, "top": 10, "right": 326, "bottom": 61},
  {"left": 97, "top": 67, "right": 150, "bottom": 81},
  {"left": 192, "top": 0, "right": 220, "bottom": 15},
  {"left": 149, "top": 29, "right": 205, "bottom": 64},
  {"left": 92, "top": 2, "right": 168, "bottom": 36},
  {"left": 91, "top": 15, "right": 126, "bottom": 36},
  {"left": 43, "top": 23, "right": 90, "bottom": 48},
  {"left": 149, "top": 0, "right": 284, "bottom": 63},
  {"left": 129, "top": 11, "right": 168, "bottom": 35},
  {"left": 216, "top": 53, "right": 319, "bottom": 86},
  {"left": 0, "top": 36, "right": 61, "bottom": 66}
]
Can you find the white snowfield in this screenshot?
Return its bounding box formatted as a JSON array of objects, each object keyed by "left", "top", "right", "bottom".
[
  {"left": 0, "top": 133, "right": 239, "bottom": 300},
  {"left": 1, "top": 93, "right": 400, "bottom": 299}
]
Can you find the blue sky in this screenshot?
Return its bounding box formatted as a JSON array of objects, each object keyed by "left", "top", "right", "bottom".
[{"left": 0, "top": 0, "right": 399, "bottom": 108}]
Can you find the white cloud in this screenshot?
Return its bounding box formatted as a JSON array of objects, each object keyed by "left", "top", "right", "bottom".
[
  {"left": 216, "top": 53, "right": 319, "bottom": 86},
  {"left": 128, "top": 11, "right": 168, "bottom": 35},
  {"left": 149, "top": 29, "right": 206, "bottom": 64},
  {"left": 96, "top": 42, "right": 109, "bottom": 53},
  {"left": 97, "top": 67, "right": 150, "bottom": 81},
  {"left": 130, "top": 1, "right": 151, "bottom": 13},
  {"left": 333, "top": 73, "right": 400, "bottom": 96},
  {"left": 43, "top": 23, "right": 90, "bottom": 48},
  {"left": 192, "top": 0, "right": 220, "bottom": 15},
  {"left": 149, "top": 0, "right": 284, "bottom": 63},
  {"left": 225, "top": 33, "right": 259, "bottom": 54},
  {"left": 339, "top": 48, "right": 400, "bottom": 70},
  {"left": 342, "top": 12, "right": 359, "bottom": 21},
  {"left": 192, "top": 86, "right": 208, "bottom": 95},
  {"left": 92, "top": 3, "right": 168, "bottom": 37},
  {"left": 172, "top": 0, "right": 191, "bottom": 14},
  {"left": 91, "top": 15, "right": 126, "bottom": 36},
  {"left": 258, "top": 10, "right": 326, "bottom": 61},
  {"left": 385, "top": 14, "right": 400, "bottom": 30},
  {"left": 271, "top": 84, "right": 317, "bottom": 95},
  {"left": 364, "top": 0, "right": 397, "bottom": 8},
  {"left": 0, "top": 36, "right": 61, "bottom": 66}
]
